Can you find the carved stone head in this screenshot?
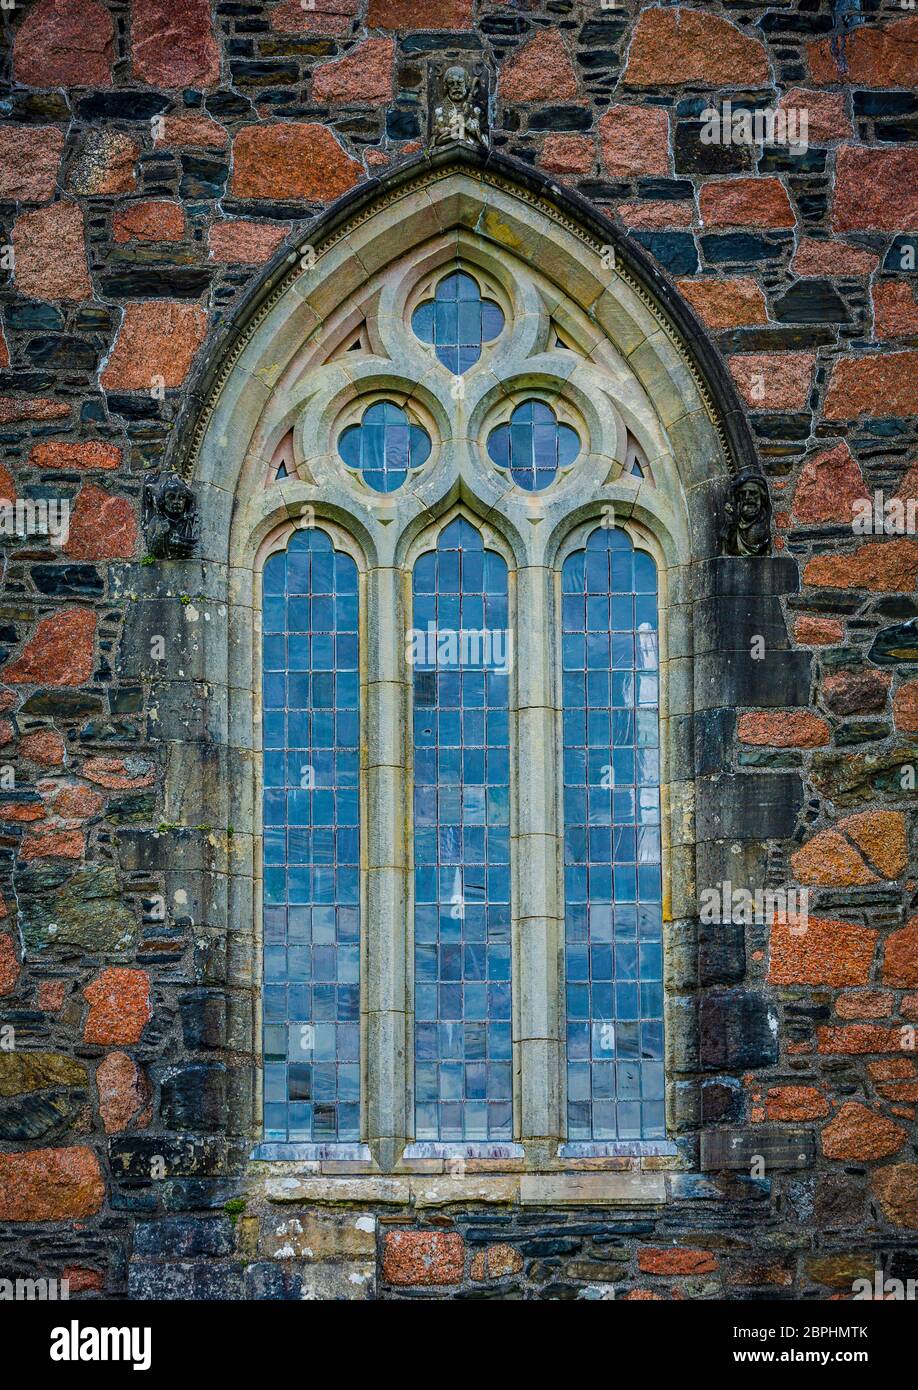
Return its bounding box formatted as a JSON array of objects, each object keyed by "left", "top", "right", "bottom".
[
  {"left": 143, "top": 471, "right": 199, "bottom": 560},
  {"left": 721, "top": 469, "right": 771, "bottom": 557}
]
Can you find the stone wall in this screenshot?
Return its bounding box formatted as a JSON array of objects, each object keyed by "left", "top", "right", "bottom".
[{"left": 0, "top": 0, "right": 916, "bottom": 1300}]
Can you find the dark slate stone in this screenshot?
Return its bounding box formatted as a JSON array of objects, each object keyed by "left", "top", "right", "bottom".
[
  {"left": 772, "top": 280, "right": 851, "bottom": 323},
  {"left": 868, "top": 616, "right": 918, "bottom": 665},
  {"left": 854, "top": 91, "right": 918, "bottom": 117},
  {"left": 694, "top": 594, "right": 790, "bottom": 653},
  {"left": 700, "top": 1126, "right": 816, "bottom": 1171},
  {"left": 20, "top": 690, "right": 104, "bottom": 718},
  {"left": 0, "top": 1090, "right": 87, "bottom": 1142},
  {"left": 675, "top": 122, "right": 753, "bottom": 174},
  {"left": 132, "top": 1216, "right": 234, "bottom": 1258},
  {"left": 386, "top": 108, "right": 420, "bottom": 139},
  {"left": 179, "top": 989, "right": 227, "bottom": 1050},
  {"left": 179, "top": 156, "right": 229, "bottom": 200},
  {"left": 109, "top": 1135, "right": 230, "bottom": 1182},
  {"left": 698, "top": 558, "right": 800, "bottom": 604},
  {"left": 99, "top": 269, "right": 213, "bottom": 299},
  {"left": 717, "top": 326, "right": 835, "bottom": 352},
  {"left": 127, "top": 1262, "right": 196, "bottom": 1300},
  {"left": 528, "top": 107, "right": 592, "bottom": 132},
  {"left": 23, "top": 336, "right": 98, "bottom": 370},
  {"left": 4, "top": 303, "right": 64, "bottom": 332},
  {"left": 701, "top": 232, "right": 792, "bottom": 264},
  {"left": 31, "top": 565, "right": 104, "bottom": 598},
  {"left": 245, "top": 1262, "right": 303, "bottom": 1300},
  {"left": 696, "top": 773, "right": 803, "bottom": 841},
  {"left": 699, "top": 991, "right": 779, "bottom": 1071},
  {"left": 636, "top": 178, "right": 694, "bottom": 200},
  {"left": 699, "top": 918, "right": 747, "bottom": 986},
  {"left": 696, "top": 649, "right": 812, "bottom": 709},
  {"left": 578, "top": 18, "right": 628, "bottom": 45},
  {"left": 701, "top": 1077, "right": 744, "bottom": 1124},
  {"left": 400, "top": 33, "right": 483, "bottom": 52},
  {"left": 229, "top": 60, "right": 300, "bottom": 86},
  {"left": 76, "top": 92, "right": 169, "bottom": 121},
  {"left": 159, "top": 1063, "right": 227, "bottom": 1132},
  {"left": 751, "top": 414, "right": 812, "bottom": 440},
  {"left": 693, "top": 707, "right": 735, "bottom": 776},
  {"left": 758, "top": 146, "right": 826, "bottom": 175},
  {"left": 883, "top": 236, "right": 918, "bottom": 274},
  {"left": 631, "top": 231, "right": 698, "bottom": 276}
]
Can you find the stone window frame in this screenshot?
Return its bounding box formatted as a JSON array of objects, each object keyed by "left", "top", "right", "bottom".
[{"left": 148, "top": 150, "right": 770, "bottom": 1199}]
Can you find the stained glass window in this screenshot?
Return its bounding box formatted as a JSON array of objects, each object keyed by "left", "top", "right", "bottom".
[
  {"left": 339, "top": 400, "right": 431, "bottom": 494},
  {"left": 411, "top": 518, "right": 513, "bottom": 1141},
  {"left": 561, "top": 526, "right": 664, "bottom": 1141},
  {"left": 262, "top": 527, "right": 361, "bottom": 1143},
  {"left": 487, "top": 399, "right": 579, "bottom": 492},
  {"left": 412, "top": 269, "right": 504, "bottom": 375}
]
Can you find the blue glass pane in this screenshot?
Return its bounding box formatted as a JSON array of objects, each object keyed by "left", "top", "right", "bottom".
[
  {"left": 412, "top": 269, "right": 504, "bottom": 373},
  {"left": 561, "top": 527, "right": 664, "bottom": 1141},
  {"left": 412, "top": 522, "right": 513, "bottom": 1141},
  {"left": 487, "top": 398, "right": 580, "bottom": 492},
  {"left": 261, "top": 528, "right": 361, "bottom": 1143},
  {"left": 338, "top": 400, "right": 430, "bottom": 494}
]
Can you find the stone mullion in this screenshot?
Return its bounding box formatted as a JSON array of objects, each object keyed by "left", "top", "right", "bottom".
[
  {"left": 513, "top": 563, "right": 564, "bottom": 1143},
  {"left": 364, "top": 564, "right": 410, "bottom": 1170}
]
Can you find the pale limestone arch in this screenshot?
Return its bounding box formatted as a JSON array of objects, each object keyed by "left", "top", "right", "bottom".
[{"left": 157, "top": 149, "right": 760, "bottom": 1174}]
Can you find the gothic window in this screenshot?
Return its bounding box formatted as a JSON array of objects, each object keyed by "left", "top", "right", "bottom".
[
  {"left": 262, "top": 528, "right": 361, "bottom": 1143},
  {"left": 237, "top": 196, "right": 690, "bottom": 1168},
  {"left": 411, "top": 519, "right": 513, "bottom": 1141},
  {"left": 561, "top": 527, "right": 664, "bottom": 1141}
]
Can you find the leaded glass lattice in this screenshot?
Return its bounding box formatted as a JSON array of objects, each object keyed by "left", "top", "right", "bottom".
[
  {"left": 412, "top": 269, "right": 504, "bottom": 374},
  {"left": 487, "top": 399, "right": 579, "bottom": 492},
  {"left": 262, "top": 527, "right": 361, "bottom": 1142},
  {"left": 411, "top": 518, "right": 513, "bottom": 1141},
  {"left": 561, "top": 527, "right": 664, "bottom": 1140},
  {"left": 339, "top": 400, "right": 431, "bottom": 494}
]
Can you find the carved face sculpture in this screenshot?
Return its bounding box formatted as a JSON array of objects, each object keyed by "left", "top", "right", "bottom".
[
  {"left": 162, "top": 481, "right": 192, "bottom": 519},
  {"left": 445, "top": 66, "right": 470, "bottom": 104},
  {"left": 737, "top": 478, "right": 766, "bottom": 521}
]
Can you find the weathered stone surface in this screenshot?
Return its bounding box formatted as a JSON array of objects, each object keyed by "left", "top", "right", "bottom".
[
  {"left": 833, "top": 147, "right": 918, "bottom": 232},
  {"left": 841, "top": 809, "right": 906, "bottom": 880},
  {"left": 63, "top": 485, "right": 137, "bottom": 562},
  {"left": 20, "top": 729, "right": 66, "bottom": 765},
  {"left": 20, "top": 828, "right": 84, "bottom": 862},
  {"left": 83, "top": 968, "right": 151, "bottom": 1044},
  {"left": 44, "top": 782, "right": 103, "bottom": 823},
  {"left": 637, "top": 1247, "right": 717, "bottom": 1275},
  {"left": 792, "top": 442, "right": 869, "bottom": 524},
  {"left": 618, "top": 200, "right": 693, "bottom": 230},
  {"left": 0, "top": 935, "right": 20, "bottom": 996},
  {"left": 837, "top": 991, "right": 894, "bottom": 1020},
  {"left": 765, "top": 1086, "right": 829, "bottom": 1122},
  {"left": 82, "top": 757, "right": 155, "bottom": 790},
  {"left": 769, "top": 912, "right": 877, "bottom": 986},
  {"left": 157, "top": 113, "right": 228, "bottom": 148},
  {"left": 823, "top": 669, "right": 891, "bottom": 716},
  {"left": 209, "top": 220, "right": 289, "bottom": 265},
  {"left": 13, "top": 202, "right": 91, "bottom": 302},
  {"left": 599, "top": 106, "right": 670, "bottom": 178},
  {"left": 0, "top": 127, "right": 65, "bottom": 203},
  {"left": 822, "top": 1103, "right": 907, "bottom": 1161},
  {"left": 312, "top": 39, "right": 394, "bottom": 105},
  {"left": 624, "top": 7, "right": 769, "bottom": 87},
  {"left": 817, "top": 1025, "right": 901, "bottom": 1054},
  {"left": 0, "top": 1146, "right": 104, "bottom": 1221},
  {"left": 883, "top": 918, "right": 918, "bottom": 989},
  {"left": 131, "top": 0, "right": 220, "bottom": 90},
  {"left": 737, "top": 712, "right": 829, "bottom": 748},
  {"left": 500, "top": 29, "right": 578, "bottom": 103},
  {"left": 38, "top": 982, "right": 67, "bottom": 1014},
  {"left": 790, "top": 830, "right": 876, "bottom": 888},
  {"left": 701, "top": 179, "right": 795, "bottom": 230},
  {"left": 0, "top": 397, "right": 70, "bottom": 424},
  {"left": 97, "top": 1052, "right": 151, "bottom": 1134},
  {"left": 13, "top": 0, "right": 114, "bottom": 88},
  {"left": 68, "top": 131, "right": 138, "bottom": 196},
  {"left": 808, "top": 15, "right": 918, "bottom": 89},
  {"left": 102, "top": 302, "right": 206, "bottom": 390},
  {"left": 271, "top": 0, "right": 360, "bottom": 35},
  {"left": 367, "top": 0, "right": 472, "bottom": 30},
  {"left": 793, "top": 240, "right": 878, "bottom": 281},
  {"left": 470, "top": 1243, "right": 523, "bottom": 1281},
  {"left": 261, "top": 1210, "right": 375, "bottom": 1261},
  {"left": 872, "top": 1163, "right": 918, "bottom": 1228},
  {"left": 778, "top": 88, "right": 850, "bottom": 144},
  {"left": 231, "top": 123, "right": 362, "bottom": 203},
  {"left": 729, "top": 352, "right": 814, "bottom": 410},
  {"left": 794, "top": 615, "right": 843, "bottom": 646},
  {"left": 0, "top": 1052, "right": 87, "bottom": 1096},
  {"left": 676, "top": 276, "right": 766, "bottom": 329},
  {"left": 539, "top": 135, "right": 595, "bottom": 176},
  {"left": 874, "top": 281, "right": 918, "bottom": 340},
  {"left": 804, "top": 539, "right": 918, "bottom": 591},
  {"left": 4, "top": 609, "right": 96, "bottom": 686},
  {"left": 113, "top": 201, "right": 185, "bottom": 244},
  {"left": 893, "top": 682, "right": 918, "bottom": 733},
  {"left": 382, "top": 1231, "right": 464, "bottom": 1286},
  {"left": 19, "top": 865, "right": 136, "bottom": 954},
  {"left": 28, "top": 440, "right": 122, "bottom": 471}
]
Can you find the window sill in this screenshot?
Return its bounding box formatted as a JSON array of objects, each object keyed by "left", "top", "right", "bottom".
[{"left": 257, "top": 1171, "right": 666, "bottom": 1207}]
